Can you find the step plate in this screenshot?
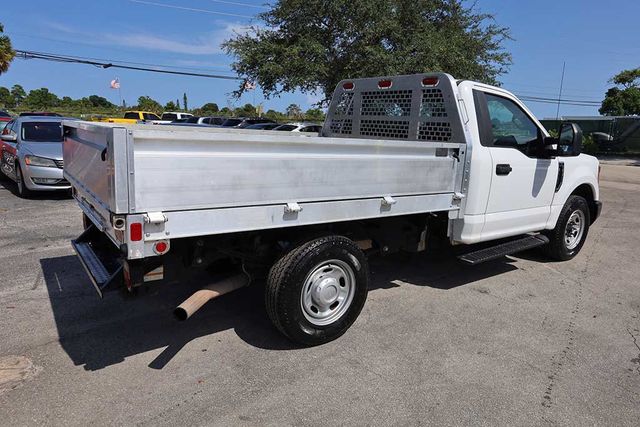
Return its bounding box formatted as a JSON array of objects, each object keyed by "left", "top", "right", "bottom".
[
  {"left": 458, "top": 235, "right": 550, "bottom": 265},
  {"left": 71, "top": 224, "right": 123, "bottom": 298}
]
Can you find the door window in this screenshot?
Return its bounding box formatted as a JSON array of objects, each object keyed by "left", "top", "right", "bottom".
[
  {"left": 485, "top": 93, "right": 539, "bottom": 149},
  {"left": 1, "top": 120, "right": 14, "bottom": 135}
]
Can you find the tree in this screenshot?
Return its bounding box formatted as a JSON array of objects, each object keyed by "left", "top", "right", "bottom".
[
  {"left": 305, "top": 108, "right": 325, "bottom": 122},
  {"left": 164, "top": 101, "right": 177, "bottom": 111},
  {"left": 23, "top": 88, "right": 60, "bottom": 110},
  {"left": 223, "top": 0, "right": 511, "bottom": 105},
  {"left": 183, "top": 93, "right": 188, "bottom": 111},
  {"left": 176, "top": 99, "right": 180, "bottom": 110},
  {"left": 600, "top": 68, "right": 640, "bottom": 116},
  {"left": 200, "top": 102, "right": 219, "bottom": 114},
  {"left": 87, "top": 95, "right": 115, "bottom": 109},
  {"left": 11, "top": 84, "right": 26, "bottom": 106},
  {"left": 60, "top": 96, "right": 74, "bottom": 107},
  {"left": 219, "top": 107, "right": 233, "bottom": 116},
  {"left": 235, "top": 103, "right": 256, "bottom": 117},
  {"left": 136, "top": 96, "right": 162, "bottom": 113},
  {"left": 286, "top": 103, "right": 303, "bottom": 120},
  {"left": 0, "top": 86, "right": 13, "bottom": 108},
  {"left": 264, "top": 109, "right": 286, "bottom": 121},
  {"left": 0, "top": 23, "right": 15, "bottom": 75}
]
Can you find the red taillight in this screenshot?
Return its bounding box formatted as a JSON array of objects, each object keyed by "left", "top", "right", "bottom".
[
  {"left": 422, "top": 76, "right": 439, "bottom": 86},
  {"left": 130, "top": 223, "right": 143, "bottom": 241},
  {"left": 343, "top": 81, "right": 354, "bottom": 90},
  {"left": 378, "top": 79, "right": 392, "bottom": 89},
  {"left": 154, "top": 241, "right": 168, "bottom": 254}
]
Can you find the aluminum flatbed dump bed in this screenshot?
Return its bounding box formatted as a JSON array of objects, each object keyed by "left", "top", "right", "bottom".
[{"left": 64, "top": 122, "right": 464, "bottom": 237}]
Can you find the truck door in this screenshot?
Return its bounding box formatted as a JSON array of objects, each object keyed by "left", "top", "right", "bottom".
[{"left": 473, "top": 90, "right": 558, "bottom": 239}]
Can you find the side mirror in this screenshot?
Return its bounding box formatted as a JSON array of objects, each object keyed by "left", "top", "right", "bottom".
[
  {"left": 557, "top": 122, "right": 582, "bottom": 156},
  {"left": 0, "top": 133, "right": 17, "bottom": 142}
]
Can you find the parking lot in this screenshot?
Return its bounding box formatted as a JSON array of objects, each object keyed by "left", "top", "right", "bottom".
[{"left": 0, "top": 161, "right": 638, "bottom": 426}]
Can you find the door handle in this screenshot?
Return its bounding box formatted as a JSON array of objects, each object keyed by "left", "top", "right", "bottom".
[{"left": 496, "top": 164, "right": 512, "bottom": 175}]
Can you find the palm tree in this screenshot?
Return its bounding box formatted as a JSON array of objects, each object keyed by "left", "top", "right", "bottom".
[{"left": 0, "top": 23, "right": 16, "bottom": 75}]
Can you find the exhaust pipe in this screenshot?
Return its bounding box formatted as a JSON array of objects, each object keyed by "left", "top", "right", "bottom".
[{"left": 174, "top": 274, "right": 249, "bottom": 321}]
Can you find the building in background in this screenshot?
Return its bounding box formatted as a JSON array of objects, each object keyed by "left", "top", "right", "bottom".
[{"left": 541, "top": 116, "right": 640, "bottom": 153}]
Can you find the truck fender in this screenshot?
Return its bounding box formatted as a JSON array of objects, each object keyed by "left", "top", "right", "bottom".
[{"left": 546, "top": 178, "right": 598, "bottom": 230}]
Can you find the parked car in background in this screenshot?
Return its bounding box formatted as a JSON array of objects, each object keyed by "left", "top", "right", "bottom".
[
  {"left": 19, "top": 112, "right": 62, "bottom": 117},
  {"left": 153, "top": 112, "right": 193, "bottom": 124},
  {"left": 183, "top": 116, "right": 216, "bottom": 125},
  {"left": 244, "top": 122, "right": 281, "bottom": 130},
  {"left": 0, "top": 111, "right": 11, "bottom": 118},
  {"left": 94, "top": 111, "right": 160, "bottom": 124},
  {"left": 202, "top": 116, "right": 226, "bottom": 125},
  {"left": 0, "top": 116, "right": 72, "bottom": 197},
  {"left": 273, "top": 122, "right": 323, "bottom": 133},
  {"left": 219, "top": 117, "right": 276, "bottom": 128}
]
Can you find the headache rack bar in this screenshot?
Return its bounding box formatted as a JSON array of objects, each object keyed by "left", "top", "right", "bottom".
[{"left": 322, "top": 73, "right": 465, "bottom": 143}]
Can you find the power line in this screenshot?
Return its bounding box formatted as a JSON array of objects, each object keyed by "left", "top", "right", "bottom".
[
  {"left": 128, "top": 0, "right": 255, "bottom": 19},
  {"left": 14, "top": 49, "right": 243, "bottom": 81},
  {"left": 517, "top": 94, "right": 600, "bottom": 105},
  {"left": 514, "top": 89, "right": 601, "bottom": 102},
  {"left": 517, "top": 97, "right": 600, "bottom": 107},
  {"left": 207, "top": 0, "right": 270, "bottom": 9},
  {"left": 10, "top": 32, "right": 234, "bottom": 72}
]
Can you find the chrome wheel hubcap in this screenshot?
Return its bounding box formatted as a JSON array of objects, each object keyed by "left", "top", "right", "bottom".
[
  {"left": 301, "top": 260, "right": 355, "bottom": 326},
  {"left": 564, "top": 210, "right": 585, "bottom": 250}
]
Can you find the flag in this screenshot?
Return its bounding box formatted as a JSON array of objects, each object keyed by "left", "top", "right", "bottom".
[
  {"left": 110, "top": 78, "right": 120, "bottom": 89},
  {"left": 243, "top": 80, "right": 256, "bottom": 90}
]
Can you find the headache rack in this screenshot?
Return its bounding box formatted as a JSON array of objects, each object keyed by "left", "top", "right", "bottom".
[{"left": 322, "top": 73, "right": 466, "bottom": 143}]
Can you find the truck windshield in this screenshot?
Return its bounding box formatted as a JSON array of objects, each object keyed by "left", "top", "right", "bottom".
[{"left": 21, "top": 122, "right": 63, "bottom": 142}]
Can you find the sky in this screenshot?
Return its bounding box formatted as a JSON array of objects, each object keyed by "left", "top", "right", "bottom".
[{"left": 1, "top": 0, "right": 639, "bottom": 118}]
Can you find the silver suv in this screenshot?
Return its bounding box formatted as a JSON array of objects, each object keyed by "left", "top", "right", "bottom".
[{"left": 0, "top": 116, "right": 72, "bottom": 197}]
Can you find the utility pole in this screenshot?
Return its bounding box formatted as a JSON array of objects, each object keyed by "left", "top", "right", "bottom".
[{"left": 555, "top": 62, "right": 566, "bottom": 120}]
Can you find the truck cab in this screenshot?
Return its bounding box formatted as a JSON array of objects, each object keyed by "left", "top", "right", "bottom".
[{"left": 451, "top": 81, "right": 600, "bottom": 245}]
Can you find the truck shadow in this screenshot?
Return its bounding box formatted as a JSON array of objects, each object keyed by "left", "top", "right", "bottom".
[{"left": 41, "top": 251, "right": 521, "bottom": 371}]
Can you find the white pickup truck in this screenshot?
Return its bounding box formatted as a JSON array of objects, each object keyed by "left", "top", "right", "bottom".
[{"left": 63, "top": 73, "right": 601, "bottom": 345}]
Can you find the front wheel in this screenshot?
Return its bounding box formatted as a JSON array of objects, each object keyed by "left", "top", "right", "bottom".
[
  {"left": 15, "top": 165, "right": 32, "bottom": 198},
  {"left": 544, "top": 195, "right": 590, "bottom": 260},
  {"left": 266, "top": 235, "right": 369, "bottom": 346}
]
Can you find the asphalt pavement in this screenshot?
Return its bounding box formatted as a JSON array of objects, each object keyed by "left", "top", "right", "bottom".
[{"left": 0, "top": 163, "right": 639, "bottom": 426}]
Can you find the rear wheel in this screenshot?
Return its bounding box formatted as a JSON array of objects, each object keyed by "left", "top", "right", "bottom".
[
  {"left": 15, "top": 165, "right": 32, "bottom": 198},
  {"left": 266, "top": 235, "right": 369, "bottom": 346},
  {"left": 544, "top": 195, "right": 590, "bottom": 260}
]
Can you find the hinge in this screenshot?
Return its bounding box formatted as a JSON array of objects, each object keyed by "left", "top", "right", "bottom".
[
  {"left": 381, "top": 196, "right": 397, "bottom": 207},
  {"left": 145, "top": 211, "right": 167, "bottom": 224},
  {"left": 284, "top": 202, "right": 302, "bottom": 213}
]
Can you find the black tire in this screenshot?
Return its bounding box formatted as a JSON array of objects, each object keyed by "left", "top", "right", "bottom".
[
  {"left": 544, "top": 195, "right": 590, "bottom": 261},
  {"left": 266, "top": 235, "right": 369, "bottom": 346},
  {"left": 15, "top": 164, "right": 32, "bottom": 198}
]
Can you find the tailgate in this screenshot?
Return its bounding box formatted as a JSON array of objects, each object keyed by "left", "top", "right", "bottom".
[{"left": 63, "top": 121, "right": 130, "bottom": 214}]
